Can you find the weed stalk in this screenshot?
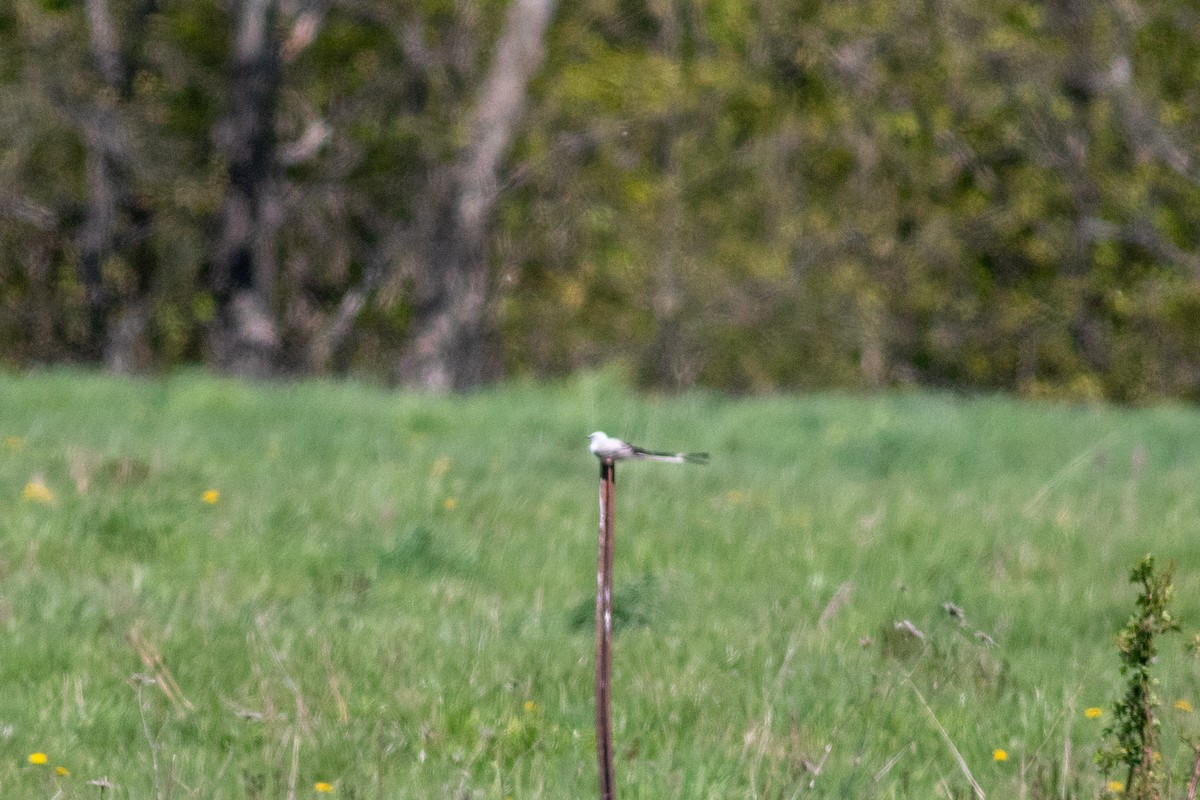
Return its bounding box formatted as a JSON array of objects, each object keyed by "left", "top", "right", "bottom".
[{"left": 1098, "top": 555, "right": 1179, "bottom": 800}]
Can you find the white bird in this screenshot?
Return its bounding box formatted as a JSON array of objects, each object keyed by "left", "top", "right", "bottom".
[{"left": 588, "top": 431, "right": 708, "bottom": 464}]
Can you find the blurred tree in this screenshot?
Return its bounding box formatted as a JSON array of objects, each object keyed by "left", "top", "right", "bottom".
[
  {"left": 77, "top": 0, "right": 159, "bottom": 372},
  {"left": 3, "top": 0, "right": 1200, "bottom": 399},
  {"left": 393, "top": 0, "right": 557, "bottom": 390},
  {"left": 229, "top": 0, "right": 557, "bottom": 389},
  {"left": 207, "top": 0, "right": 286, "bottom": 377}
]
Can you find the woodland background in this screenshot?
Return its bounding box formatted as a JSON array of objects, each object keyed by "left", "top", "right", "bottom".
[{"left": 4, "top": 0, "right": 1200, "bottom": 400}]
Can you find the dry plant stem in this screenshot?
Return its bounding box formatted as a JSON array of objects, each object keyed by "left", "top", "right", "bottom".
[
  {"left": 321, "top": 641, "right": 350, "bottom": 725},
  {"left": 286, "top": 729, "right": 301, "bottom": 800},
  {"left": 746, "top": 632, "right": 803, "bottom": 795},
  {"left": 129, "top": 626, "right": 193, "bottom": 713},
  {"left": 136, "top": 683, "right": 164, "bottom": 800},
  {"left": 873, "top": 744, "right": 909, "bottom": 783},
  {"left": 595, "top": 459, "right": 616, "bottom": 800},
  {"left": 908, "top": 679, "right": 985, "bottom": 800},
  {"left": 1185, "top": 747, "right": 1200, "bottom": 800},
  {"left": 1061, "top": 716, "right": 1072, "bottom": 800},
  {"left": 1024, "top": 433, "right": 1116, "bottom": 514}
]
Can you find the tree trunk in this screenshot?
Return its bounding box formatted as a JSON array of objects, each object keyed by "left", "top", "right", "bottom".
[
  {"left": 78, "top": 0, "right": 157, "bottom": 371},
  {"left": 208, "top": 0, "right": 283, "bottom": 378},
  {"left": 78, "top": 126, "right": 118, "bottom": 363},
  {"left": 394, "top": 0, "right": 557, "bottom": 391}
]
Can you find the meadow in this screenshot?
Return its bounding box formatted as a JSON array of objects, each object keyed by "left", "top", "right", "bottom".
[{"left": 3, "top": 369, "right": 1200, "bottom": 798}]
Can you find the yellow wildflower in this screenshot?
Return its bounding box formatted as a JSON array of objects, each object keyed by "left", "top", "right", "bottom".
[
  {"left": 1108, "top": 780, "right": 1125, "bottom": 793},
  {"left": 3, "top": 435, "right": 23, "bottom": 450},
  {"left": 315, "top": 781, "right": 334, "bottom": 793},
  {"left": 442, "top": 496, "right": 457, "bottom": 511},
  {"left": 1085, "top": 707, "right": 1103, "bottom": 719},
  {"left": 992, "top": 748, "right": 1008, "bottom": 762},
  {"left": 22, "top": 481, "right": 54, "bottom": 504},
  {"left": 28, "top": 752, "right": 48, "bottom": 765},
  {"left": 524, "top": 699, "right": 538, "bottom": 714},
  {"left": 55, "top": 766, "right": 69, "bottom": 776},
  {"left": 1176, "top": 699, "right": 1194, "bottom": 713},
  {"left": 202, "top": 489, "right": 220, "bottom": 504}
]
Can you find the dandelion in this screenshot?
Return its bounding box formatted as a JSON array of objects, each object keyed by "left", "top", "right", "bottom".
[
  {"left": 992, "top": 748, "right": 1008, "bottom": 762},
  {"left": 1085, "top": 707, "right": 1104, "bottom": 719},
  {"left": 202, "top": 489, "right": 220, "bottom": 504},
  {"left": 442, "top": 496, "right": 457, "bottom": 511},
  {"left": 315, "top": 781, "right": 334, "bottom": 792},
  {"left": 1107, "top": 780, "right": 1125, "bottom": 793},
  {"left": 524, "top": 699, "right": 538, "bottom": 714},
  {"left": 28, "top": 752, "right": 48, "bottom": 765},
  {"left": 1176, "top": 699, "right": 1194, "bottom": 712},
  {"left": 55, "top": 766, "right": 69, "bottom": 776},
  {"left": 22, "top": 481, "right": 54, "bottom": 504}
]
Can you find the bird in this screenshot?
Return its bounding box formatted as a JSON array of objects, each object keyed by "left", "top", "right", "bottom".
[{"left": 587, "top": 431, "right": 708, "bottom": 464}]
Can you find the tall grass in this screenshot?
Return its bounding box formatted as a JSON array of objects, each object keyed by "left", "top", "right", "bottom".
[{"left": 3, "top": 369, "right": 1200, "bottom": 797}]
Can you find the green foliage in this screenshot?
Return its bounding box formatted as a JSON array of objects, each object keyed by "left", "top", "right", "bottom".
[
  {"left": 1097, "top": 556, "right": 1180, "bottom": 799},
  {"left": 5, "top": 0, "right": 1200, "bottom": 396}
]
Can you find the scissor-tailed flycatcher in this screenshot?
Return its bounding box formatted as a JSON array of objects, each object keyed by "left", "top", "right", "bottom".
[{"left": 588, "top": 431, "right": 708, "bottom": 464}]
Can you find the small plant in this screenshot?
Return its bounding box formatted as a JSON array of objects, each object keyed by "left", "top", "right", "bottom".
[{"left": 1097, "top": 555, "right": 1180, "bottom": 800}]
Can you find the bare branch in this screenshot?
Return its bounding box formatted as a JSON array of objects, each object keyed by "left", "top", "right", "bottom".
[
  {"left": 84, "top": 0, "right": 124, "bottom": 89},
  {"left": 457, "top": 0, "right": 557, "bottom": 237}
]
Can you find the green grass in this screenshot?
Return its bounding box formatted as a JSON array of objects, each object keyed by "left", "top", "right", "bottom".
[{"left": 3, "top": 369, "right": 1200, "bottom": 798}]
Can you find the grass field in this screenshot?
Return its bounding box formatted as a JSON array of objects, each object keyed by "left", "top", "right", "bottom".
[{"left": 4, "top": 369, "right": 1200, "bottom": 798}]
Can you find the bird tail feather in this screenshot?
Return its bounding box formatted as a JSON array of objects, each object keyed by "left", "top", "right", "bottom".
[{"left": 635, "top": 449, "right": 709, "bottom": 465}]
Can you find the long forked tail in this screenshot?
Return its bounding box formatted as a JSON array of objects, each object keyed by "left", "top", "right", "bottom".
[{"left": 634, "top": 448, "right": 710, "bottom": 465}]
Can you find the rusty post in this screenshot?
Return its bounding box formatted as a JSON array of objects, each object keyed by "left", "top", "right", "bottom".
[{"left": 595, "top": 458, "right": 616, "bottom": 800}]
